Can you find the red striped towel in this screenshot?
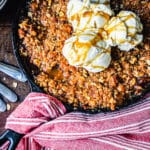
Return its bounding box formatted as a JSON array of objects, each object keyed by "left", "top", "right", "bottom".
[{"left": 2, "top": 92, "right": 150, "bottom": 150}]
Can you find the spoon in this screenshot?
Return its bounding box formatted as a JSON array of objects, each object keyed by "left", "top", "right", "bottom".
[
  {"left": 0, "top": 83, "right": 17, "bottom": 103},
  {"left": 0, "top": 97, "right": 6, "bottom": 112},
  {"left": 0, "top": 62, "right": 27, "bottom": 82}
]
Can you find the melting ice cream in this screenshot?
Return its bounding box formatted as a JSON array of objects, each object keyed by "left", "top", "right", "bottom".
[
  {"left": 104, "top": 11, "right": 143, "bottom": 51},
  {"left": 63, "top": 29, "right": 111, "bottom": 72}
]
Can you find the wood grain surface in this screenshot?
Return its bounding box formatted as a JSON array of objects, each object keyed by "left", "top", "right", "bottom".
[{"left": 0, "top": 0, "right": 30, "bottom": 134}]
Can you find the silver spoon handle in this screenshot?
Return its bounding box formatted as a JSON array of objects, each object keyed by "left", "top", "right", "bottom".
[
  {"left": 0, "top": 0, "right": 7, "bottom": 10},
  {"left": 0, "top": 98, "right": 6, "bottom": 112},
  {"left": 0, "top": 83, "right": 17, "bottom": 102},
  {"left": 0, "top": 62, "right": 27, "bottom": 82}
]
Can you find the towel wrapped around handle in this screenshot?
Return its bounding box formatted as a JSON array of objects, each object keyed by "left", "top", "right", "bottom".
[{"left": 0, "top": 92, "right": 150, "bottom": 150}]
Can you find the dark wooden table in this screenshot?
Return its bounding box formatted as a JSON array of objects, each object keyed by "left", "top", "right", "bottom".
[{"left": 0, "top": 0, "right": 30, "bottom": 134}]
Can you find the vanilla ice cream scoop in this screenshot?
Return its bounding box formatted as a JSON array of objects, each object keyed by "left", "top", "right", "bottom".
[
  {"left": 63, "top": 29, "right": 111, "bottom": 72},
  {"left": 104, "top": 11, "right": 143, "bottom": 51},
  {"left": 67, "top": 0, "right": 113, "bottom": 31}
]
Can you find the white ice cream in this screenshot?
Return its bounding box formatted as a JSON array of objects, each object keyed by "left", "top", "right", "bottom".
[
  {"left": 67, "top": 0, "right": 113, "bottom": 31},
  {"left": 63, "top": 29, "right": 111, "bottom": 72},
  {"left": 104, "top": 11, "right": 143, "bottom": 51},
  {"left": 64, "top": 2, "right": 143, "bottom": 73}
]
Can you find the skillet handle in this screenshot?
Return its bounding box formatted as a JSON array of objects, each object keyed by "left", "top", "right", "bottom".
[{"left": 0, "top": 129, "right": 23, "bottom": 150}]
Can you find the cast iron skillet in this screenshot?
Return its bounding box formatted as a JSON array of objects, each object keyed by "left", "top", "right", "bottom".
[
  {"left": 12, "top": 0, "right": 150, "bottom": 114},
  {"left": 0, "top": 0, "right": 150, "bottom": 149}
]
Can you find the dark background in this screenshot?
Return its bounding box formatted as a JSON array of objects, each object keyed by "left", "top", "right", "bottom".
[{"left": 0, "top": 0, "right": 30, "bottom": 134}]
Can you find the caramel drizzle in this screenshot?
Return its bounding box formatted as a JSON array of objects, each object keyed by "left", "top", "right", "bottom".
[
  {"left": 84, "top": 49, "right": 110, "bottom": 67},
  {"left": 66, "top": 0, "right": 112, "bottom": 70},
  {"left": 66, "top": 30, "right": 110, "bottom": 69},
  {"left": 69, "top": 1, "right": 110, "bottom": 31},
  {"left": 106, "top": 14, "right": 135, "bottom": 34},
  {"left": 106, "top": 13, "right": 140, "bottom": 46}
]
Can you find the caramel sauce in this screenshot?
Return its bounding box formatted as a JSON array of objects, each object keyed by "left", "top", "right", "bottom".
[
  {"left": 117, "top": 39, "right": 126, "bottom": 44},
  {"left": 121, "top": 14, "right": 134, "bottom": 22},
  {"left": 73, "top": 31, "right": 110, "bottom": 66},
  {"left": 89, "top": 64, "right": 105, "bottom": 69},
  {"left": 80, "top": 9, "right": 110, "bottom": 31},
  {"left": 107, "top": 14, "right": 139, "bottom": 46},
  {"left": 127, "top": 26, "right": 137, "bottom": 37},
  {"left": 73, "top": 40, "right": 91, "bottom": 63},
  {"left": 84, "top": 53, "right": 104, "bottom": 66},
  {"left": 70, "top": 4, "right": 110, "bottom": 31},
  {"left": 91, "top": 30, "right": 103, "bottom": 45},
  {"left": 106, "top": 21, "right": 125, "bottom": 34},
  {"left": 128, "top": 26, "right": 136, "bottom": 29},
  {"left": 82, "top": 11, "right": 93, "bottom": 17},
  {"left": 84, "top": 47, "right": 110, "bottom": 66},
  {"left": 106, "top": 14, "right": 135, "bottom": 34},
  {"left": 75, "top": 40, "right": 92, "bottom": 49},
  {"left": 127, "top": 33, "right": 135, "bottom": 37},
  {"left": 82, "top": 11, "right": 93, "bottom": 30},
  {"left": 70, "top": 14, "right": 80, "bottom": 22},
  {"left": 66, "top": 24, "right": 111, "bottom": 67},
  {"left": 66, "top": 0, "right": 113, "bottom": 69},
  {"left": 49, "top": 68, "right": 63, "bottom": 80},
  {"left": 95, "top": 11, "right": 110, "bottom": 21}
]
